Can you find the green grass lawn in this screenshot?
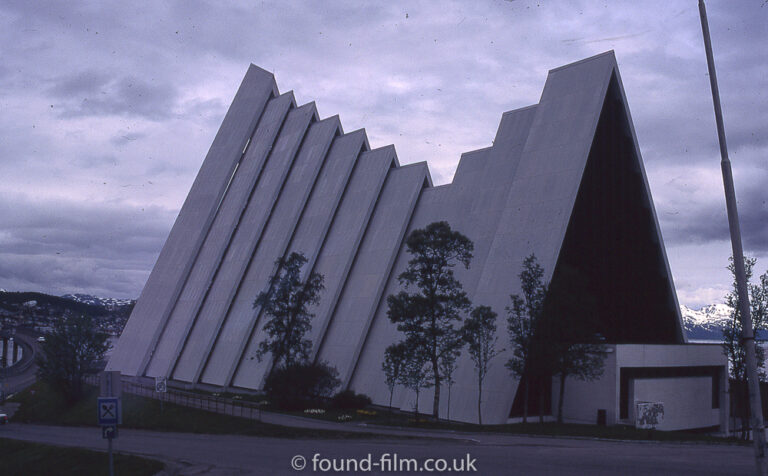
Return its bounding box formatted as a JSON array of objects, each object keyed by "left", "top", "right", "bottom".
[
  {"left": 255, "top": 405, "right": 747, "bottom": 445},
  {"left": 8, "top": 382, "right": 391, "bottom": 439},
  {"left": 350, "top": 413, "right": 747, "bottom": 445},
  {"left": 10, "top": 382, "right": 743, "bottom": 445},
  {"left": 0, "top": 437, "right": 163, "bottom": 476}
]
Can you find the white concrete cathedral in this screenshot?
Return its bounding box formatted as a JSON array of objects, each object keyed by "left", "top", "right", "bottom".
[{"left": 108, "top": 51, "right": 727, "bottom": 431}]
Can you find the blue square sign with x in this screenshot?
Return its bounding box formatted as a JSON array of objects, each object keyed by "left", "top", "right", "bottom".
[{"left": 98, "top": 397, "right": 120, "bottom": 425}]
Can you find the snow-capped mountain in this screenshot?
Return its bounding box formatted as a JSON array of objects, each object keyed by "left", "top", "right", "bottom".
[
  {"left": 61, "top": 293, "right": 134, "bottom": 309},
  {"left": 680, "top": 303, "right": 733, "bottom": 341}
]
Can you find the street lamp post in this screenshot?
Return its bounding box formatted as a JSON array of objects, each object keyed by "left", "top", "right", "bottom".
[{"left": 698, "top": 2, "right": 767, "bottom": 475}]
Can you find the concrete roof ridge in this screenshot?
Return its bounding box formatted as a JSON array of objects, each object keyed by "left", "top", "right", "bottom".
[
  {"left": 275, "top": 90, "right": 297, "bottom": 107},
  {"left": 501, "top": 104, "right": 538, "bottom": 117},
  {"left": 317, "top": 114, "right": 343, "bottom": 134},
  {"left": 548, "top": 50, "right": 616, "bottom": 74},
  {"left": 344, "top": 128, "right": 371, "bottom": 151},
  {"left": 247, "top": 63, "right": 274, "bottom": 76},
  {"left": 397, "top": 160, "right": 433, "bottom": 187},
  {"left": 246, "top": 64, "right": 279, "bottom": 97},
  {"left": 294, "top": 100, "right": 319, "bottom": 120}
]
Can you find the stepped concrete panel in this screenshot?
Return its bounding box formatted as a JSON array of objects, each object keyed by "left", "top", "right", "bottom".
[
  {"left": 146, "top": 93, "right": 294, "bottom": 379},
  {"left": 348, "top": 185, "right": 455, "bottom": 405},
  {"left": 309, "top": 147, "right": 396, "bottom": 359},
  {"left": 202, "top": 115, "right": 339, "bottom": 387},
  {"left": 318, "top": 163, "right": 428, "bottom": 385},
  {"left": 173, "top": 103, "right": 317, "bottom": 384},
  {"left": 108, "top": 65, "right": 276, "bottom": 376},
  {"left": 464, "top": 52, "right": 617, "bottom": 424},
  {"left": 348, "top": 105, "right": 538, "bottom": 417},
  {"left": 231, "top": 128, "right": 366, "bottom": 388}
]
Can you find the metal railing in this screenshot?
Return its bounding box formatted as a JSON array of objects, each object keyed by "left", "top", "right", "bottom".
[{"left": 84, "top": 374, "right": 264, "bottom": 421}]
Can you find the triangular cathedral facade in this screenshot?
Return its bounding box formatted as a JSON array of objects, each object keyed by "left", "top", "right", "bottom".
[{"left": 109, "top": 51, "right": 727, "bottom": 429}]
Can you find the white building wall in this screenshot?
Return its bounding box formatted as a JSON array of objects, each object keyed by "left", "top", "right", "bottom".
[
  {"left": 633, "top": 376, "right": 720, "bottom": 431},
  {"left": 554, "top": 350, "right": 618, "bottom": 426},
  {"left": 551, "top": 344, "right": 727, "bottom": 431}
]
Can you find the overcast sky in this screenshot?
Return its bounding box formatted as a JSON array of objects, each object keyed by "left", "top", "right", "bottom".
[{"left": 0, "top": 1, "right": 765, "bottom": 308}]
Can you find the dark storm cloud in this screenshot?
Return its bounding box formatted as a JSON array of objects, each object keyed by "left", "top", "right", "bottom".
[
  {"left": 740, "top": 184, "right": 768, "bottom": 253},
  {"left": 0, "top": 0, "right": 765, "bottom": 306},
  {"left": 0, "top": 193, "right": 175, "bottom": 297},
  {"left": 659, "top": 176, "right": 768, "bottom": 254},
  {"left": 48, "top": 70, "right": 112, "bottom": 98}
]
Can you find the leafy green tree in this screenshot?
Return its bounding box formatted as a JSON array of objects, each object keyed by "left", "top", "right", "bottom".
[
  {"left": 36, "top": 313, "right": 109, "bottom": 402},
  {"left": 387, "top": 221, "right": 473, "bottom": 419},
  {"left": 540, "top": 265, "right": 607, "bottom": 424},
  {"left": 254, "top": 252, "right": 324, "bottom": 369},
  {"left": 722, "top": 256, "right": 768, "bottom": 439},
  {"left": 382, "top": 342, "right": 409, "bottom": 412},
  {"left": 550, "top": 341, "right": 605, "bottom": 424},
  {"left": 506, "top": 254, "right": 547, "bottom": 423},
  {"left": 462, "top": 305, "right": 502, "bottom": 424}
]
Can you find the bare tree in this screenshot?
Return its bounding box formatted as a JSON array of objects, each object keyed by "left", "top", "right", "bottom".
[
  {"left": 506, "top": 254, "right": 547, "bottom": 423},
  {"left": 398, "top": 342, "right": 433, "bottom": 422},
  {"left": 382, "top": 342, "right": 409, "bottom": 412},
  {"left": 462, "top": 305, "right": 502, "bottom": 424}
]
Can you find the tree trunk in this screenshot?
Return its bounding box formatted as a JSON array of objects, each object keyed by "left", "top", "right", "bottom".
[
  {"left": 415, "top": 389, "right": 420, "bottom": 423},
  {"left": 447, "top": 383, "right": 452, "bottom": 421},
  {"left": 538, "top": 378, "right": 545, "bottom": 424},
  {"left": 741, "top": 379, "right": 750, "bottom": 440},
  {"left": 432, "top": 361, "right": 441, "bottom": 419},
  {"left": 478, "top": 379, "right": 483, "bottom": 425},
  {"left": 522, "top": 376, "right": 529, "bottom": 424},
  {"left": 557, "top": 372, "right": 566, "bottom": 424},
  {"left": 389, "top": 389, "right": 394, "bottom": 413}
]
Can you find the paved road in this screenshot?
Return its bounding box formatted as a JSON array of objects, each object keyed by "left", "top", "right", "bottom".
[{"left": 0, "top": 423, "right": 754, "bottom": 475}]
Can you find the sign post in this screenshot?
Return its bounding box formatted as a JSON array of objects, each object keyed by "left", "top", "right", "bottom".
[{"left": 99, "top": 371, "right": 122, "bottom": 476}]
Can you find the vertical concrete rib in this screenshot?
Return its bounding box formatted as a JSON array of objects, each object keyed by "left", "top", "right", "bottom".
[
  {"left": 170, "top": 103, "right": 317, "bottom": 383},
  {"left": 107, "top": 65, "right": 276, "bottom": 376},
  {"left": 308, "top": 146, "right": 396, "bottom": 362},
  {"left": 144, "top": 93, "right": 294, "bottom": 379},
  {"left": 317, "top": 162, "right": 429, "bottom": 387},
  {"left": 467, "top": 52, "right": 617, "bottom": 424},
  {"left": 201, "top": 115, "right": 340, "bottom": 387},
  {"left": 231, "top": 128, "right": 367, "bottom": 389}
]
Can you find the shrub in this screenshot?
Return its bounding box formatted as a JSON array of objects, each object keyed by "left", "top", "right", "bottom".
[
  {"left": 264, "top": 361, "right": 340, "bottom": 410},
  {"left": 331, "top": 390, "right": 372, "bottom": 410}
]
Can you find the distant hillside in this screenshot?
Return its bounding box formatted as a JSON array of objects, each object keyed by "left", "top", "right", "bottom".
[
  {"left": 0, "top": 291, "right": 135, "bottom": 335},
  {"left": 0, "top": 291, "right": 105, "bottom": 316},
  {"left": 0, "top": 289, "right": 758, "bottom": 342},
  {"left": 61, "top": 293, "right": 134, "bottom": 309}
]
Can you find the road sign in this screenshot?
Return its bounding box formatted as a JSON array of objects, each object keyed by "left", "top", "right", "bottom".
[
  {"left": 102, "top": 425, "right": 118, "bottom": 439},
  {"left": 155, "top": 376, "right": 167, "bottom": 393},
  {"left": 98, "top": 397, "right": 121, "bottom": 425}
]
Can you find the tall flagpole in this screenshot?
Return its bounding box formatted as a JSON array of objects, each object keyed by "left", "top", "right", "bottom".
[{"left": 698, "top": 2, "right": 767, "bottom": 474}]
